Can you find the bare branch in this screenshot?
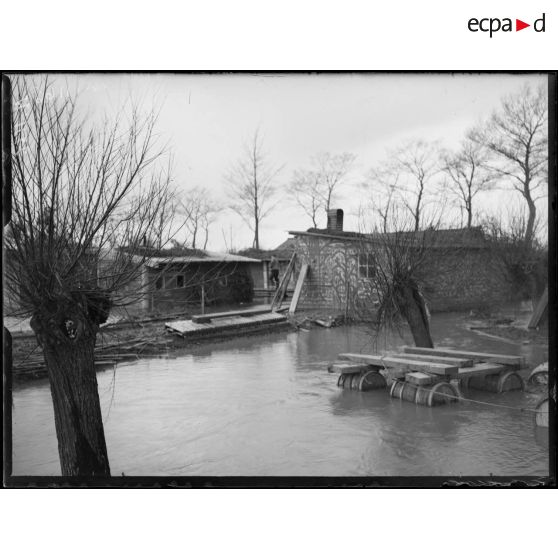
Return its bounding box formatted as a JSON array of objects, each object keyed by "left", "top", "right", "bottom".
[
  {"left": 224, "top": 128, "right": 282, "bottom": 249},
  {"left": 468, "top": 83, "right": 548, "bottom": 246}
]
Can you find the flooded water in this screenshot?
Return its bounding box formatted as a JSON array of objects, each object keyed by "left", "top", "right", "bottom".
[{"left": 12, "top": 312, "right": 549, "bottom": 476}]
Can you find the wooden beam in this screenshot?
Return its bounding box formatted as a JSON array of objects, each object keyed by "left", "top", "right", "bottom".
[
  {"left": 339, "top": 353, "right": 458, "bottom": 377},
  {"left": 401, "top": 346, "right": 525, "bottom": 368},
  {"left": 289, "top": 263, "right": 308, "bottom": 314},
  {"left": 392, "top": 353, "right": 473, "bottom": 367},
  {"left": 192, "top": 307, "right": 273, "bottom": 324},
  {"left": 271, "top": 253, "right": 296, "bottom": 310},
  {"left": 328, "top": 362, "right": 374, "bottom": 374},
  {"left": 528, "top": 286, "right": 548, "bottom": 329},
  {"left": 457, "top": 362, "right": 505, "bottom": 378},
  {"left": 405, "top": 372, "right": 434, "bottom": 386}
]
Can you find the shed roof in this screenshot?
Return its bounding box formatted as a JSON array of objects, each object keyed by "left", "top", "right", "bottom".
[
  {"left": 144, "top": 250, "right": 261, "bottom": 268},
  {"left": 288, "top": 226, "right": 488, "bottom": 248}
]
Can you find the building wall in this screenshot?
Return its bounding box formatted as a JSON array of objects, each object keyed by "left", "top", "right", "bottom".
[
  {"left": 246, "top": 262, "right": 266, "bottom": 290},
  {"left": 97, "top": 257, "right": 147, "bottom": 316},
  {"left": 146, "top": 261, "right": 254, "bottom": 314},
  {"left": 293, "top": 236, "right": 378, "bottom": 317},
  {"left": 293, "top": 235, "right": 517, "bottom": 317},
  {"left": 100, "top": 260, "right": 256, "bottom": 316},
  {"left": 421, "top": 248, "right": 515, "bottom": 312}
]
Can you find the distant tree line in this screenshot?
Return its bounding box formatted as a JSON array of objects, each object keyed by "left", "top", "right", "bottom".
[{"left": 221, "top": 84, "right": 546, "bottom": 256}]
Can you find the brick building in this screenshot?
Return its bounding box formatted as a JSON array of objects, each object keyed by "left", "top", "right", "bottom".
[{"left": 287, "top": 209, "right": 517, "bottom": 318}]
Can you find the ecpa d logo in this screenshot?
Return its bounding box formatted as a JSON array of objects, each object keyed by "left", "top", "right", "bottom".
[{"left": 468, "top": 13, "right": 545, "bottom": 37}]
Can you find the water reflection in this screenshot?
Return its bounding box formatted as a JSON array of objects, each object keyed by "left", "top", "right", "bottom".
[{"left": 12, "top": 312, "right": 549, "bottom": 476}]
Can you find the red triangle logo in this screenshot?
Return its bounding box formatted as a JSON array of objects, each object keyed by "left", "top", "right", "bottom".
[{"left": 516, "top": 19, "right": 530, "bottom": 31}]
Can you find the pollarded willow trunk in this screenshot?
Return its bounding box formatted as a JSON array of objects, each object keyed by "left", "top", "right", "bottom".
[
  {"left": 397, "top": 282, "right": 434, "bottom": 348},
  {"left": 31, "top": 294, "right": 111, "bottom": 476}
]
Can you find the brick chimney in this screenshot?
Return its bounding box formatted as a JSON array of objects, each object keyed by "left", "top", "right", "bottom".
[{"left": 326, "top": 209, "right": 344, "bottom": 232}]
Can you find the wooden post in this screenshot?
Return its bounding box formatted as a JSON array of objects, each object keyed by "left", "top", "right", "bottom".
[
  {"left": 271, "top": 253, "right": 296, "bottom": 310},
  {"left": 289, "top": 263, "right": 308, "bottom": 314},
  {"left": 202, "top": 283, "right": 205, "bottom": 314},
  {"left": 141, "top": 264, "right": 150, "bottom": 313},
  {"left": 263, "top": 261, "right": 268, "bottom": 290},
  {"left": 528, "top": 285, "right": 548, "bottom": 329}
]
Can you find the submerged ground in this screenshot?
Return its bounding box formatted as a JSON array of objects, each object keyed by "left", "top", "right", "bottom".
[{"left": 10, "top": 309, "right": 549, "bottom": 477}]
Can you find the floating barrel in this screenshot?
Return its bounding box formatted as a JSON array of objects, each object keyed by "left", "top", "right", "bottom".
[
  {"left": 527, "top": 362, "right": 549, "bottom": 386},
  {"left": 337, "top": 369, "right": 387, "bottom": 391},
  {"left": 468, "top": 371, "right": 524, "bottom": 393},
  {"left": 497, "top": 371, "right": 525, "bottom": 392},
  {"left": 390, "top": 380, "right": 418, "bottom": 403},
  {"left": 535, "top": 398, "right": 549, "bottom": 428},
  {"left": 358, "top": 370, "right": 387, "bottom": 391},
  {"left": 413, "top": 386, "right": 430, "bottom": 406},
  {"left": 391, "top": 380, "right": 460, "bottom": 407},
  {"left": 425, "top": 382, "right": 460, "bottom": 406},
  {"left": 350, "top": 374, "right": 361, "bottom": 390},
  {"left": 337, "top": 372, "right": 363, "bottom": 390}
]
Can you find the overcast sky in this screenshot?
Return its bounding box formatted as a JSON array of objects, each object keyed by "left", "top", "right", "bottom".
[{"left": 53, "top": 73, "right": 547, "bottom": 251}]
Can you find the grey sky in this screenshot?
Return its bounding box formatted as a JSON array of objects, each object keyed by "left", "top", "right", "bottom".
[{"left": 54, "top": 72, "right": 547, "bottom": 251}]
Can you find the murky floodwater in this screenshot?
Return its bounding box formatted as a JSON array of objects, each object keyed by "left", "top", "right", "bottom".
[{"left": 12, "top": 313, "right": 549, "bottom": 476}]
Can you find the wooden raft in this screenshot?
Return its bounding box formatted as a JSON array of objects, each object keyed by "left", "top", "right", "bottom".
[
  {"left": 329, "top": 346, "right": 527, "bottom": 406},
  {"left": 166, "top": 311, "right": 288, "bottom": 339},
  {"left": 191, "top": 306, "right": 277, "bottom": 324}
]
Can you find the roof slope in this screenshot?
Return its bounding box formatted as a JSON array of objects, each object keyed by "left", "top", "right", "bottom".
[
  {"left": 288, "top": 226, "right": 488, "bottom": 248},
  {"left": 237, "top": 238, "right": 296, "bottom": 260},
  {"left": 145, "top": 250, "right": 261, "bottom": 267}
]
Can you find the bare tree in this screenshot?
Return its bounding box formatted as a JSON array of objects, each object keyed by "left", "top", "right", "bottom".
[
  {"left": 289, "top": 152, "right": 356, "bottom": 227},
  {"left": 314, "top": 152, "right": 356, "bottom": 214},
  {"left": 5, "top": 75, "right": 177, "bottom": 476},
  {"left": 469, "top": 83, "right": 547, "bottom": 246},
  {"left": 362, "top": 162, "right": 403, "bottom": 233},
  {"left": 480, "top": 208, "right": 547, "bottom": 304},
  {"left": 289, "top": 168, "right": 322, "bottom": 228},
  {"left": 361, "top": 207, "right": 450, "bottom": 348},
  {"left": 440, "top": 140, "right": 495, "bottom": 228},
  {"left": 178, "top": 186, "right": 221, "bottom": 249},
  {"left": 391, "top": 140, "right": 440, "bottom": 231},
  {"left": 225, "top": 129, "right": 282, "bottom": 249},
  {"left": 141, "top": 181, "right": 180, "bottom": 249}
]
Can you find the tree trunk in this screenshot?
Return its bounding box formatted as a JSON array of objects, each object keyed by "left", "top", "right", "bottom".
[
  {"left": 42, "top": 333, "right": 110, "bottom": 476},
  {"left": 254, "top": 218, "right": 259, "bottom": 250},
  {"left": 31, "top": 296, "right": 111, "bottom": 477},
  {"left": 524, "top": 196, "right": 537, "bottom": 248},
  {"left": 397, "top": 283, "right": 434, "bottom": 348}
]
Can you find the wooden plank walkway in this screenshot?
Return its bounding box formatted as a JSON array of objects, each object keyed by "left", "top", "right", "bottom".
[
  {"left": 191, "top": 306, "right": 274, "bottom": 323},
  {"left": 166, "top": 311, "right": 288, "bottom": 338}
]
